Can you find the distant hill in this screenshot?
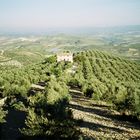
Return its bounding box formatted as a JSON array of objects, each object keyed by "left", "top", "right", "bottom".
[{"left": 0, "top": 25, "right": 140, "bottom": 65}]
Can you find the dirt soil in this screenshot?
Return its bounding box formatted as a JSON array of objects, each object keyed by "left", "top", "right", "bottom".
[{"left": 69, "top": 89, "right": 140, "bottom": 140}]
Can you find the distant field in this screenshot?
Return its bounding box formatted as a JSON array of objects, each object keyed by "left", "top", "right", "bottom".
[{"left": 0, "top": 31, "right": 140, "bottom": 66}]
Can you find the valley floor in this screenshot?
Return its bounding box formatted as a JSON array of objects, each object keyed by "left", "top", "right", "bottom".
[{"left": 69, "top": 89, "right": 140, "bottom": 140}]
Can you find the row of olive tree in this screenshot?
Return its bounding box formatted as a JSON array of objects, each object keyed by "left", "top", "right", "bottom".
[{"left": 73, "top": 50, "right": 140, "bottom": 119}]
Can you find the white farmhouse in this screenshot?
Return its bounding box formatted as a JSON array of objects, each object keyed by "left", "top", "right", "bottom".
[{"left": 57, "top": 51, "right": 73, "bottom": 63}]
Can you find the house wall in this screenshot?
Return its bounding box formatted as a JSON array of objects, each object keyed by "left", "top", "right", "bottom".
[{"left": 57, "top": 54, "right": 73, "bottom": 62}]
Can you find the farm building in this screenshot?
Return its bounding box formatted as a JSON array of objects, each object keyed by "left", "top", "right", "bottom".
[{"left": 57, "top": 51, "right": 73, "bottom": 63}]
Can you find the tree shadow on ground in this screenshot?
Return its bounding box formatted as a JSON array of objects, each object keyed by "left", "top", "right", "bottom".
[
  {"left": 91, "top": 103, "right": 111, "bottom": 108},
  {"left": 70, "top": 91, "right": 90, "bottom": 103},
  {"left": 74, "top": 118, "right": 127, "bottom": 133},
  {"left": 1, "top": 108, "right": 26, "bottom": 140},
  {"left": 69, "top": 103, "right": 140, "bottom": 131}
]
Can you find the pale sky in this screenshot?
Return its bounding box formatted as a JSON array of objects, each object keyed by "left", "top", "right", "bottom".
[{"left": 0, "top": 0, "right": 140, "bottom": 31}]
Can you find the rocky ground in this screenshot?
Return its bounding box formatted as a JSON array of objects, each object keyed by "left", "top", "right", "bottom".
[{"left": 69, "top": 89, "right": 140, "bottom": 140}]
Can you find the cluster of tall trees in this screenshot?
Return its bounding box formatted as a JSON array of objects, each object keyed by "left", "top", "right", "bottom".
[{"left": 0, "top": 56, "right": 81, "bottom": 139}]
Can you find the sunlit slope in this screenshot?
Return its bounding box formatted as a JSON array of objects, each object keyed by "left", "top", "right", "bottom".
[
  {"left": 74, "top": 50, "right": 140, "bottom": 117},
  {"left": 75, "top": 50, "right": 140, "bottom": 92}
]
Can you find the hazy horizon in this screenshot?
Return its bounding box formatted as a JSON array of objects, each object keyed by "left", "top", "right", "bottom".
[{"left": 0, "top": 0, "right": 140, "bottom": 33}]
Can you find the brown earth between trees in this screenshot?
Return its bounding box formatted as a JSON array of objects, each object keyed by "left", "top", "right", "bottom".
[{"left": 69, "top": 89, "right": 140, "bottom": 140}]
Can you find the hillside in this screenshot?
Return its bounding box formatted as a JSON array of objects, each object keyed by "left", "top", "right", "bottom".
[
  {"left": 0, "top": 50, "right": 140, "bottom": 139},
  {"left": 73, "top": 50, "right": 140, "bottom": 117}
]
